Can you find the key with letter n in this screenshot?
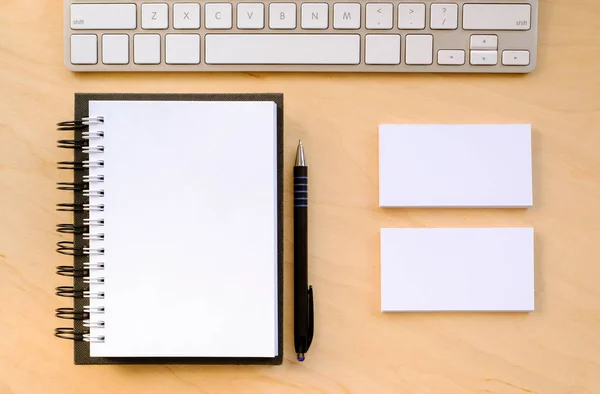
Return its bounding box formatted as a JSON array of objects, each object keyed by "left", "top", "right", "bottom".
[{"left": 301, "top": 3, "right": 328, "bottom": 29}]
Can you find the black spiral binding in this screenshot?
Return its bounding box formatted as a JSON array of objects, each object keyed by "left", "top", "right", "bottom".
[{"left": 55, "top": 116, "right": 106, "bottom": 344}]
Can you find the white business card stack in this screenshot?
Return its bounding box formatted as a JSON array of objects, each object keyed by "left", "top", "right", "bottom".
[{"left": 379, "top": 124, "right": 533, "bottom": 208}]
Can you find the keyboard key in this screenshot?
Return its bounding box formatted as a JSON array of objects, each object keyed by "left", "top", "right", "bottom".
[
  {"left": 365, "top": 3, "right": 393, "bottom": 30},
  {"left": 205, "top": 34, "right": 359, "bottom": 64},
  {"left": 237, "top": 3, "right": 265, "bottom": 29},
  {"left": 405, "top": 34, "right": 433, "bottom": 65},
  {"left": 502, "top": 50, "right": 530, "bottom": 66},
  {"left": 470, "top": 35, "right": 498, "bottom": 50},
  {"left": 365, "top": 34, "right": 400, "bottom": 65},
  {"left": 470, "top": 50, "right": 498, "bottom": 65},
  {"left": 141, "top": 3, "right": 169, "bottom": 29},
  {"left": 269, "top": 3, "right": 297, "bottom": 29},
  {"left": 430, "top": 4, "right": 458, "bottom": 30},
  {"left": 134, "top": 34, "right": 161, "bottom": 64},
  {"left": 70, "top": 4, "right": 137, "bottom": 30},
  {"left": 205, "top": 3, "right": 233, "bottom": 29},
  {"left": 173, "top": 3, "right": 201, "bottom": 29},
  {"left": 71, "top": 35, "right": 98, "bottom": 64},
  {"left": 463, "top": 4, "right": 531, "bottom": 31},
  {"left": 301, "top": 3, "right": 328, "bottom": 29},
  {"left": 437, "top": 49, "right": 465, "bottom": 65},
  {"left": 102, "top": 34, "right": 129, "bottom": 65},
  {"left": 333, "top": 3, "right": 361, "bottom": 30},
  {"left": 398, "top": 3, "right": 425, "bottom": 30},
  {"left": 166, "top": 34, "right": 200, "bottom": 64}
]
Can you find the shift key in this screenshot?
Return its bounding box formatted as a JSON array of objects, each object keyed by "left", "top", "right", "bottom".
[
  {"left": 463, "top": 4, "right": 531, "bottom": 31},
  {"left": 70, "top": 4, "right": 137, "bottom": 30}
]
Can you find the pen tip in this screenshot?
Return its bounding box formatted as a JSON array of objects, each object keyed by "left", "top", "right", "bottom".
[
  {"left": 297, "top": 353, "right": 305, "bottom": 362},
  {"left": 295, "top": 140, "right": 306, "bottom": 166}
]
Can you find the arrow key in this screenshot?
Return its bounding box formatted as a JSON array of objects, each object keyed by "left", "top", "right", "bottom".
[
  {"left": 366, "top": 3, "right": 393, "bottom": 30},
  {"left": 470, "top": 50, "right": 498, "bottom": 66},
  {"left": 438, "top": 49, "right": 465, "bottom": 65},
  {"left": 502, "top": 50, "right": 530, "bottom": 66},
  {"left": 470, "top": 35, "right": 498, "bottom": 50}
]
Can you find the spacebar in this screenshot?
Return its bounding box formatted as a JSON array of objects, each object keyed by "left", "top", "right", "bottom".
[{"left": 205, "top": 34, "right": 361, "bottom": 65}]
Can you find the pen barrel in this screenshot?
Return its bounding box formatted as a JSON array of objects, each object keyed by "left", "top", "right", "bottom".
[{"left": 293, "top": 166, "right": 309, "bottom": 346}]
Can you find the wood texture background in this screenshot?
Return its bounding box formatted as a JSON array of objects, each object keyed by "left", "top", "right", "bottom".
[{"left": 1, "top": 0, "right": 599, "bottom": 392}]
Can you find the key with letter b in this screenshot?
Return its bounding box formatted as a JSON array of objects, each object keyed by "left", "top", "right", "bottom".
[{"left": 269, "top": 3, "right": 297, "bottom": 29}]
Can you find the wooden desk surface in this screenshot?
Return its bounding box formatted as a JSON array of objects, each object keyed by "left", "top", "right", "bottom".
[{"left": 1, "top": 0, "right": 599, "bottom": 393}]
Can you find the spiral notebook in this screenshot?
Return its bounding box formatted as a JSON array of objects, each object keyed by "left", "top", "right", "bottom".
[{"left": 55, "top": 93, "right": 284, "bottom": 365}]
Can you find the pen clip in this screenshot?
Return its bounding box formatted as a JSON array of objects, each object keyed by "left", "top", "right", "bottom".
[{"left": 306, "top": 285, "right": 314, "bottom": 351}]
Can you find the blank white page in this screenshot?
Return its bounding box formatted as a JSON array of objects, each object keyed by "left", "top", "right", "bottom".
[
  {"left": 86, "top": 101, "right": 278, "bottom": 357},
  {"left": 381, "top": 228, "right": 534, "bottom": 312},
  {"left": 379, "top": 124, "right": 533, "bottom": 208}
]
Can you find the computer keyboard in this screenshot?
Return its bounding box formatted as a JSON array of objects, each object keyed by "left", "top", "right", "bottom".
[{"left": 64, "top": 0, "right": 538, "bottom": 73}]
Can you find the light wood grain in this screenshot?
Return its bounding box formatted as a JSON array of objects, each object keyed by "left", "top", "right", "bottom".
[{"left": 1, "top": 0, "right": 599, "bottom": 393}]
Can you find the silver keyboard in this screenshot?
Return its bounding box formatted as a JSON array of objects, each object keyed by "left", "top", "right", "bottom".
[{"left": 65, "top": 0, "right": 538, "bottom": 73}]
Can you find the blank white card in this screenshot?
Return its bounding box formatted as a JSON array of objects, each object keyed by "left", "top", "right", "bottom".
[
  {"left": 87, "top": 101, "right": 278, "bottom": 357},
  {"left": 379, "top": 124, "right": 533, "bottom": 208},
  {"left": 381, "top": 228, "right": 534, "bottom": 312}
]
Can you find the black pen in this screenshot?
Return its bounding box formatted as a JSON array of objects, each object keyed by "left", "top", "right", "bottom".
[{"left": 294, "top": 140, "right": 314, "bottom": 362}]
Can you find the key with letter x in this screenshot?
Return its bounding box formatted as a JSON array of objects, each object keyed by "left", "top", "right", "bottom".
[{"left": 174, "top": 3, "right": 201, "bottom": 29}]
